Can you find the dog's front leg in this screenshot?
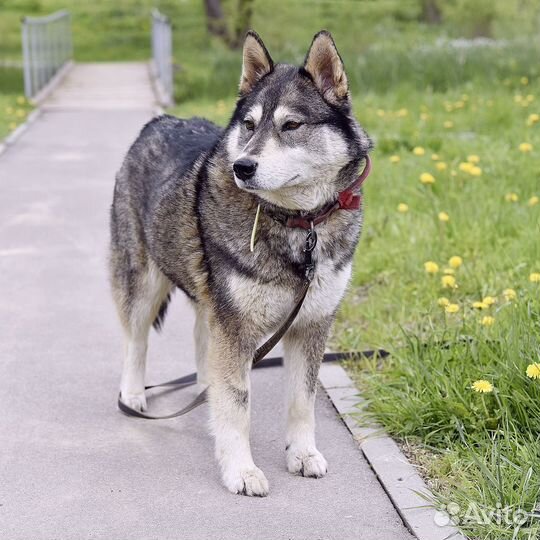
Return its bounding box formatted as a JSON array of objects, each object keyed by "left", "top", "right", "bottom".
[
  {"left": 283, "top": 319, "right": 331, "bottom": 478},
  {"left": 207, "top": 325, "right": 268, "bottom": 497}
]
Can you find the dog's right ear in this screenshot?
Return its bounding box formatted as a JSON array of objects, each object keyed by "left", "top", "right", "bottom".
[{"left": 239, "top": 31, "right": 274, "bottom": 96}]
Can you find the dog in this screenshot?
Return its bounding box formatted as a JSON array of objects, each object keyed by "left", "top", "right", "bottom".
[{"left": 109, "top": 30, "right": 372, "bottom": 497}]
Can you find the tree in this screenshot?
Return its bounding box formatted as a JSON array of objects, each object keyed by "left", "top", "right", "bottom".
[
  {"left": 203, "top": 0, "right": 229, "bottom": 41},
  {"left": 231, "top": 0, "right": 254, "bottom": 48},
  {"left": 420, "top": 0, "right": 442, "bottom": 24},
  {"left": 202, "top": 0, "right": 255, "bottom": 49}
]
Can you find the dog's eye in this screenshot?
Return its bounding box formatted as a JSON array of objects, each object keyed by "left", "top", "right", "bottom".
[
  {"left": 244, "top": 119, "right": 255, "bottom": 131},
  {"left": 282, "top": 121, "right": 302, "bottom": 131}
]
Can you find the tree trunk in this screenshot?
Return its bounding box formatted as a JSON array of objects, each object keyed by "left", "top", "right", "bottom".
[
  {"left": 231, "top": 0, "right": 255, "bottom": 48},
  {"left": 420, "top": 0, "right": 442, "bottom": 24},
  {"left": 203, "top": 0, "right": 229, "bottom": 40}
]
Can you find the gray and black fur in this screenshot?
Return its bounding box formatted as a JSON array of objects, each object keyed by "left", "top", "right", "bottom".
[{"left": 110, "top": 30, "right": 372, "bottom": 497}]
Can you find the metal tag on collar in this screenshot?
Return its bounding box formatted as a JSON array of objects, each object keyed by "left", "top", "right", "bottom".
[{"left": 303, "top": 221, "right": 317, "bottom": 282}]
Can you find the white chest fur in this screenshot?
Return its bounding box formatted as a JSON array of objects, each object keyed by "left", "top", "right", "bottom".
[{"left": 227, "top": 258, "right": 352, "bottom": 332}]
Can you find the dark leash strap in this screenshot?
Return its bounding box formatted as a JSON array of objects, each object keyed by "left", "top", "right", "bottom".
[
  {"left": 118, "top": 226, "right": 318, "bottom": 420},
  {"left": 118, "top": 278, "right": 312, "bottom": 420}
]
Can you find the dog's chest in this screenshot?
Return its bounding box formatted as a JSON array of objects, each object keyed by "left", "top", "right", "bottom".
[{"left": 227, "top": 257, "right": 352, "bottom": 331}]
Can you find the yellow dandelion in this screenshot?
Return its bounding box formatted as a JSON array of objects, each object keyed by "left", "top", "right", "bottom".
[
  {"left": 469, "top": 166, "right": 482, "bottom": 176},
  {"left": 5, "top": 106, "right": 14, "bottom": 115},
  {"left": 16, "top": 96, "right": 26, "bottom": 105},
  {"left": 481, "top": 316, "right": 495, "bottom": 326},
  {"left": 436, "top": 162, "right": 447, "bottom": 171},
  {"left": 502, "top": 288, "right": 517, "bottom": 301},
  {"left": 376, "top": 109, "right": 386, "bottom": 117},
  {"left": 438, "top": 211, "right": 449, "bottom": 222},
  {"left": 420, "top": 172, "right": 435, "bottom": 185},
  {"left": 454, "top": 100, "right": 465, "bottom": 109},
  {"left": 448, "top": 256, "right": 463, "bottom": 269},
  {"left": 472, "top": 301, "right": 489, "bottom": 310},
  {"left": 519, "top": 142, "right": 533, "bottom": 153},
  {"left": 445, "top": 303, "right": 460, "bottom": 314},
  {"left": 438, "top": 297, "right": 450, "bottom": 307},
  {"left": 528, "top": 195, "right": 539, "bottom": 206},
  {"left": 441, "top": 275, "right": 457, "bottom": 288},
  {"left": 459, "top": 162, "right": 474, "bottom": 173},
  {"left": 389, "top": 155, "right": 400, "bottom": 164},
  {"left": 521, "top": 76, "right": 529, "bottom": 85},
  {"left": 527, "top": 113, "right": 540, "bottom": 125},
  {"left": 505, "top": 192, "right": 519, "bottom": 202},
  {"left": 396, "top": 108, "right": 408, "bottom": 117},
  {"left": 15, "top": 109, "right": 26, "bottom": 118},
  {"left": 471, "top": 380, "right": 494, "bottom": 393},
  {"left": 527, "top": 94, "right": 535, "bottom": 103},
  {"left": 420, "top": 112, "right": 430, "bottom": 121},
  {"left": 413, "top": 146, "right": 425, "bottom": 156},
  {"left": 443, "top": 120, "right": 454, "bottom": 129},
  {"left": 9, "top": 122, "right": 17, "bottom": 130},
  {"left": 482, "top": 296, "right": 496, "bottom": 306},
  {"left": 424, "top": 261, "right": 439, "bottom": 274},
  {"left": 514, "top": 94, "right": 523, "bottom": 104},
  {"left": 530, "top": 272, "right": 540, "bottom": 283},
  {"left": 467, "top": 155, "right": 480, "bottom": 164},
  {"left": 526, "top": 363, "right": 540, "bottom": 379},
  {"left": 431, "top": 153, "right": 440, "bottom": 161},
  {"left": 397, "top": 203, "right": 409, "bottom": 213}
]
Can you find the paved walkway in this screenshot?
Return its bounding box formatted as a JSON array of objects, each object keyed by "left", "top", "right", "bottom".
[{"left": 0, "top": 63, "right": 414, "bottom": 540}]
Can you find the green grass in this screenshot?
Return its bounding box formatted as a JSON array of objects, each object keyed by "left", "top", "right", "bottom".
[
  {"left": 0, "top": 68, "right": 32, "bottom": 140},
  {"left": 333, "top": 79, "right": 540, "bottom": 539},
  {"left": 1, "top": 1, "right": 540, "bottom": 537}
]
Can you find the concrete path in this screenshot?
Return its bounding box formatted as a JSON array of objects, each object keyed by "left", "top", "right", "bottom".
[{"left": 0, "top": 63, "right": 414, "bottom": 540}]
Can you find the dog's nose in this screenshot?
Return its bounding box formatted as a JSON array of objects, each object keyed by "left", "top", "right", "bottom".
[{"left": 233, "top": 158, "right": 257, "bottom": 181}]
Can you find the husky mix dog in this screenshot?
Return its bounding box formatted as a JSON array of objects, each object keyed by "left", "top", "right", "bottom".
[{"left": 110, "top": 30, "right": 372, "bottom": 496}]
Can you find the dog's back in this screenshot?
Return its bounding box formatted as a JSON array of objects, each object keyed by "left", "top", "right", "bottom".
[{"left": 113, "top": 115, "right": 222, "bottom": 206}]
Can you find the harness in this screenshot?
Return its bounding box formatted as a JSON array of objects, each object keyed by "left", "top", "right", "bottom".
[{"left": 118, "top": 155, "right": 372, "bottom": 420}]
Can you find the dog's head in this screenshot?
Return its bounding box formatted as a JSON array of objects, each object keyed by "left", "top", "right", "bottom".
[{"left": 225, "top": 30, "right": 372, "bottom": 211}]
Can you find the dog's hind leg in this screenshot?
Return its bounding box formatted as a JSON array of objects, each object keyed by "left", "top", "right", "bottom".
[
  {"left": 282, "top": 319, "right": 331, "bottom": 478},
  {"left": 112, "top": 258, "right": 173, "bottom": 411},
  {"left": 207, "top": 324, "right": 268, "bottom": 497}
]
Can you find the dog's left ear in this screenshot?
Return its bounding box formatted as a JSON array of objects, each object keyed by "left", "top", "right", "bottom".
[
  {"left": 304, "top": 31, "right": 348, "bottom": 104},
  {"left": 239, "top": 31, "right": 274, "bottom": 96}
]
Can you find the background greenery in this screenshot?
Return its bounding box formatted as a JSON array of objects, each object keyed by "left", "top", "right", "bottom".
[{"left": 1, "top": 1, "right": 540, "bottom": 538}]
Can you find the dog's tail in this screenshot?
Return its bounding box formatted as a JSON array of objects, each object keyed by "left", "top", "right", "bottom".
[{"left": 152, "top": 293, "right": 171, "bottom": 331}]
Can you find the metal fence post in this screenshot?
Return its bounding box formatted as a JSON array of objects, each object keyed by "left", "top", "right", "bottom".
[
  {"left": 151, "top": 9, "right": 174, "bottom": 107},
  {"left": 21, "top": 10, "right": 73, "bottom": 101}
]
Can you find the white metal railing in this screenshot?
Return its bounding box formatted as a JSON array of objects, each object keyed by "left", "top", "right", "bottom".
[
  {"left": 21, "top": 10, "right": 72, "bottom": 100},
  {"left": 151, "top": 9, "right": 174, "bottom": 106}
]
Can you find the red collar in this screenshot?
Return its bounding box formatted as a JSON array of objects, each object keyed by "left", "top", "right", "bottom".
[{"left": 271, "top": 155, "right": 371, "bottom": 230}]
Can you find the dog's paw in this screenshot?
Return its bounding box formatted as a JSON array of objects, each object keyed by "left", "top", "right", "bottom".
[
  {"left": 222, "top": 466, "right": 269, "bottom": 497},
  {"left": 287, "top": 446, "right": 328, "bottom": 478},
  {"left": 120, "top": 391, "right": 147, "bottom": 412}
]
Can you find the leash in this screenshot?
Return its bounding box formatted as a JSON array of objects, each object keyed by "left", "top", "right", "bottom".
[{"left": 118, "top": 156, "right": 374, "bottom": 420}]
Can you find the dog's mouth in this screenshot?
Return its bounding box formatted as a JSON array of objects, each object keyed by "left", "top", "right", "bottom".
[{"left": 234, "top": 174, "right": 300, "bottom": 191}]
